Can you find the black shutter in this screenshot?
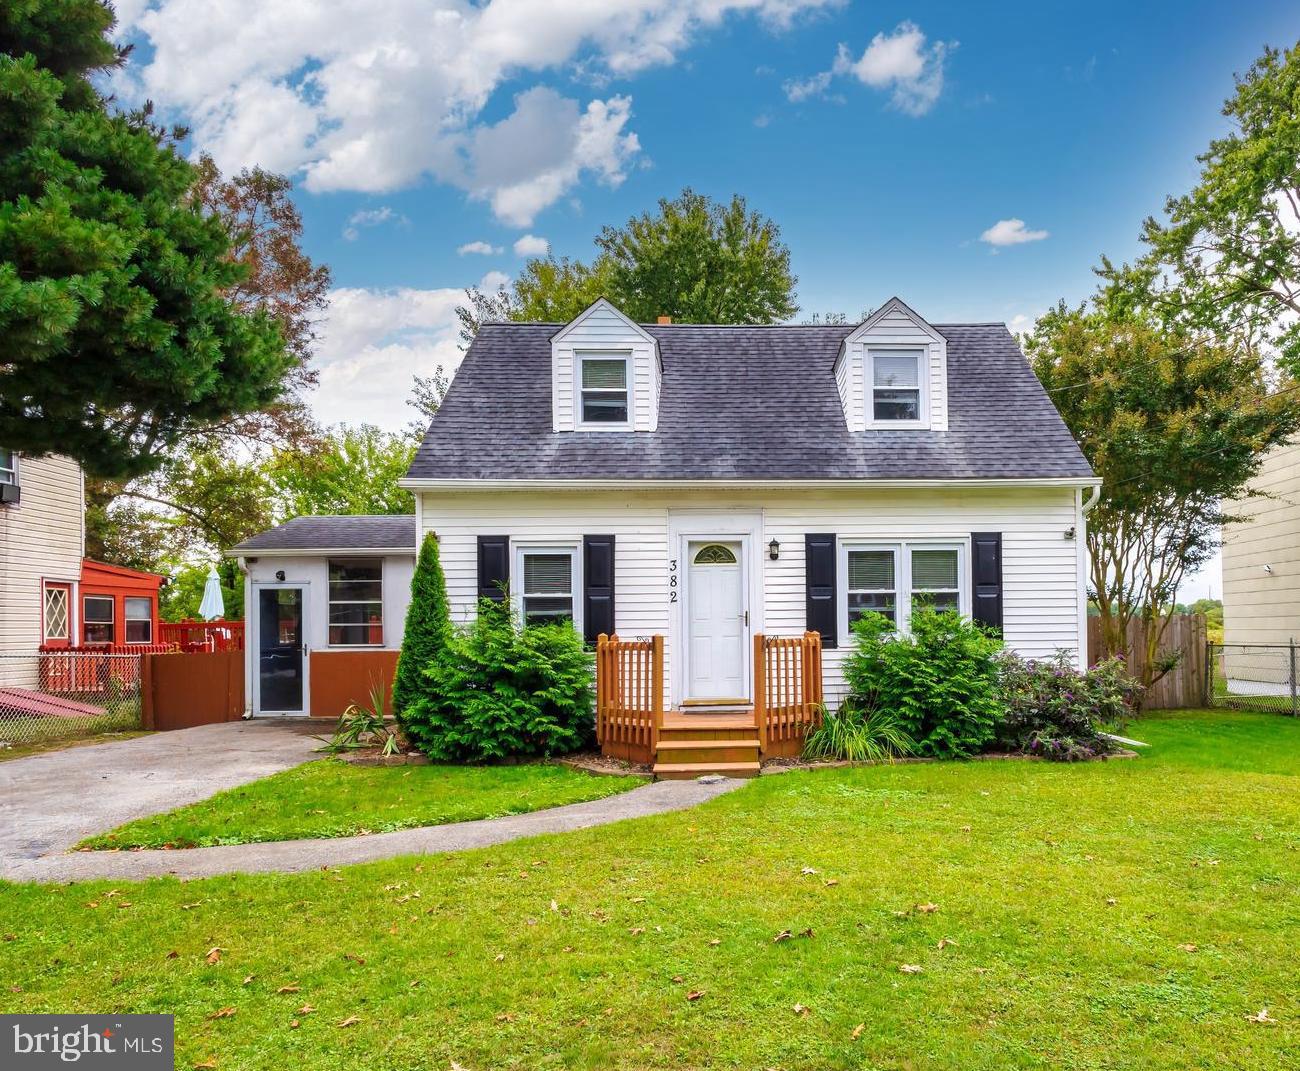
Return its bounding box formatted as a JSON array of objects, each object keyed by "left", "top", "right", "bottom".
[
  {"left": 477, "top": 535, "right": 509, "bottom": 602},
  {"left": 583, "top": 534, "right": 616, "bottom": 643},
  {"left": 805, "top": 533, "right": 837, "bottom": 649},
  {"left": 971, "top": 532, "right": 1003, "bottom": 635}
]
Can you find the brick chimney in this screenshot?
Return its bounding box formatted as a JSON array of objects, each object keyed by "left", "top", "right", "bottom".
[{"left": 657, "top": 315, "right": 672, "bottom": 324}]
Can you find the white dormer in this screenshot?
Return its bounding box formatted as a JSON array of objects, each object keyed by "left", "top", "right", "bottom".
[
  {"left": 551, "top": 299, "right": 662, "bottom": 432},
  {"left": 834, "top": 297, "right": 949, "bottom": 433}
]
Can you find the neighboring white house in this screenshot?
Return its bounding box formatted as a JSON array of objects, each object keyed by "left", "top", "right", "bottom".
[
  {"left": 399, "top": 296, "right": 1098, "bottom": 709},
  {"left": 230, "top": 516, "right": 415, "bottom": 717},
  {"left": 0, "top": 450, "right": 86, "bottom": 660}
]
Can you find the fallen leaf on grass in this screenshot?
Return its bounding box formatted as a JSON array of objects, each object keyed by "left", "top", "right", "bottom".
[
  {"left": 495, "top": 1012, "right": 517, "bottom": 1023},
  {"left": 824, "top": 879, "right": 839, "bottom": 887},
  {"left": 671, "top": 975, "right": 684, "bottom": 984},
  {"left": 708, "top": 939, "right": 721, "bottom": 947},
  {"left": 937, "top": 938, "right": 957, "bottom": 950},
  {"left": 289, "top": 1020, "right": 300, "bottom": 1030},
  {"left": 241, "top": 975, "right": 254, "bottom": 986},
  {"left": 207, "top": 1007, "right": 236, "bottom": 1020},
  {"left": 773, "top": 930, "right": 792, "bottom": 943},
  {"left": 1, "top": 934, "right": 14, "bottom": 942},
  {"left": 899, "top": 964, "right": 923, "bottom": 974},
  {"left": 851, "top": 1024, "right": 864, "bottom": 1041},
  {"left": 193, "top": 1060, "right": 217, "bottom": 1069},
  {"left": 629, "top": 927, "right": 645, "bottom": 936},
  {"left": 296, "top": 1004, "right": 315, "bottom": 1016},
  {"left": 791, "top": 1003, "right": 810, "bottom": 1017},
  {"left": 204, "top": 947, "right": 223, "bottom": 965},
  {"left": 686, "top": 990, "right": 704, "bottom": 1002},
  {"left": 336, "top": 1016, "right": 361, "bottom": 1028},
  {"left": 494, "top": 954, "right": 505, "bottom": 962},
  {"left": 180, "top": 903, "right": 202, "bottom": 911},
  {"left": 914, "top": 903, "right": 938, "bottom": 914},
  {"left": 1178, "top": 943, "right": 1198, "bottom": 953},
  {"left": 409, "top": 980, "right": 422, "bottom": 988},
  {"left": 1246, "top": 1008, "right": 1276, "bottom": 1024},
  {"left": 165, "top": 951, "right": 179, "bottom": 960},
  {"left": 343, "top": 953, "right": 366, "bottom": 965},
  {"left": 276, "top": 984, "right": 300, "bottom": 994},
  {"left": 629, "top": 896, "right": 646, "bottom": 904},
  {"left": 1105, "top": 898, "right": 1118, "bottom": 907}
]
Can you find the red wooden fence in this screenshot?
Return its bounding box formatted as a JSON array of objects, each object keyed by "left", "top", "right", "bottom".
[{"left": 159, "top": 619, "right": 245, "bottom": 652}]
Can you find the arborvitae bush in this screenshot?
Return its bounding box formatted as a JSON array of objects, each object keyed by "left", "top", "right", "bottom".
[{"left": 392, "top": 533, "right": 452, "bottom": 726}]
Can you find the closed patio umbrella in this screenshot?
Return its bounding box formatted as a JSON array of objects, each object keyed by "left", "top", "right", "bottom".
[{"left": 198, "top": 566, "right": 226, "bottom": 622}]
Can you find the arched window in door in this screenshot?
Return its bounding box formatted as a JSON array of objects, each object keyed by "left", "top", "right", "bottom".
[{"left": 693, "top": 544, "right": 737, "bottom": 565}]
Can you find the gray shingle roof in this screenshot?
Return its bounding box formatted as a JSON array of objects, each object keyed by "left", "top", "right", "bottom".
[
  {"left": 406, "top": 322, "right": 1093, "bottom": 482},
  {"left": 230, "top": 515, "right": 416, "bottom": 553}
]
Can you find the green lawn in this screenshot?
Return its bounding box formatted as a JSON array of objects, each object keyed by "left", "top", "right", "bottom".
[
  {"left": 4, "top": 709, "right": 1299, "bottom": 1069},
  {"left": 77, "top": 759, "right": 645, "bottom": 849}
]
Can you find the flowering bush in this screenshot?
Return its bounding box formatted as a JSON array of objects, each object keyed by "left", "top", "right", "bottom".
[{"left": 995, "top": 652, "right": 1143, "bottom": 761}]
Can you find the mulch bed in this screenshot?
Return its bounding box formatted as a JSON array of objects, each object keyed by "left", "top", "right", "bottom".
[{"left": 555, "top": 752, "right": 653, "bottom": 777}]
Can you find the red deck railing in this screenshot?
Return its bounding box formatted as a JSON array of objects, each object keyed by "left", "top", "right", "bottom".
[
  {"left": 159, "top": 619, "right": 245, "bottom": 652},
  {"left": 37, "top": 645, "right": 173, "bottom": 693}
]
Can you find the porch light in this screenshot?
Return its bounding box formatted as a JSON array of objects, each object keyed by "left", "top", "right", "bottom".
[{"left": 768, "top": 538, "right": 780, "bottom": 561}]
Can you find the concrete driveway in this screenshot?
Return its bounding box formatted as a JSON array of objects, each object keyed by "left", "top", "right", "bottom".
[{"left": 0, "top": 721, "right": 320, "bottom": 871}]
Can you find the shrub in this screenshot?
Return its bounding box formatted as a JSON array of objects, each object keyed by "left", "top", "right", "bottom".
[
  {"left": 995, "top": 652, "right": 1143, "bottom": 761},
  {"left": 393, "top": 532, "right": 452, "bottom": 726},
  {"left": 802, "top": 698, "right": 914, "bottom": 762},
  {"left": 842, "top": 608, "right": 1004, "bottom": 759},
  {"left": 403, "top": 596, "right": 595, "bottom": 762},
  {"left": 315, "top": 683, "right": 401, "bottom": 757}
]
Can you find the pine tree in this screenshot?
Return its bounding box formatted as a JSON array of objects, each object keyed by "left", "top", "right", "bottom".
[
  {"left": 392, "top": 532, "right": 452, "bottom": 722},
  {"left": 0, "top": 0, "right": 291, "bottom": 479}
]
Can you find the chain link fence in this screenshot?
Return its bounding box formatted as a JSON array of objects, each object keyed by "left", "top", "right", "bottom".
[
  {"left": 1208, "top": 643, "right": 1300, "bottom": 715},
  {"left": 0, "top": 650, "right": 144, "bottom": 748}
]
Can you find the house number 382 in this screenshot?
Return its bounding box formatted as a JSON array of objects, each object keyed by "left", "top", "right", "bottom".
[{"left": 668, "top": 559, "right": 678, "bottom": 603}]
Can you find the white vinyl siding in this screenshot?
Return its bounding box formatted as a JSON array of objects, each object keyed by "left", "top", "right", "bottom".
[
  {"left": 0, "top": 454, "right": 84, "bottom": 660},
  {"left": 418, "top": 484, "right": 1083, "bottom": 708}
]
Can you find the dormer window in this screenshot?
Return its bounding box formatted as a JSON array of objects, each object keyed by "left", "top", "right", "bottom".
[
  {"left": 579, "top": 353, "right": 630, "bottom": 427},
  {"left": 869, "top": 348, "right": 925, "bottom": 422}
]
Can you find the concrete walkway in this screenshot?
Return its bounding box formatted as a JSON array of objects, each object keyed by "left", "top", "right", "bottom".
[
  {"left": 1, "top": 720, "right": 320, "bottom": 871},
  {"left": 4, "top": 777, "right": 743, "bottom": 883}
]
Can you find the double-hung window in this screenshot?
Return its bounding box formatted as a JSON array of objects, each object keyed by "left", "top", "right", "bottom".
[
  {"left": 83, "top": 596, "right": 114, "bottom": 645},
  {"left": 579, "top": 354, "right": 630, "bottom": 426},
  {"left": 841, "top": 541, "right": 967, "bottom": 636},
  {"left": 0, "top": 449, "right": 16, "bottom": 485},
  {"left": 125, "top": 597, "right": 153, "bottom": 643},
  {"left": 517, "top": 545, "right": 581, "bottom": 630},
  {"left": 869, "top": 348, "right": 924, "bottom": 423},
  {"left": 845, "top": 546, "right": 899, "bottom": 628},
  {"left": 328, "top": 559, "right": 383, "bottom": 645}
]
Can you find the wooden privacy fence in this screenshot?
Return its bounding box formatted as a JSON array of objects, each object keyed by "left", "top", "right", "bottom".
[
  {"left": 141, "top": 650, "right": 245, "bottom": 730},
  {"left": 1087, "top": 612, "right": 1207, "bottom": 710},
  {"left": 595, "top": 634, "right": 663, "bottom": 763},
  {"left": 753, "top": 632, "right": 824, "bottom": 757}
]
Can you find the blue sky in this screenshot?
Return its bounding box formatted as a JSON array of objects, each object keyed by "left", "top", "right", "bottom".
[{"left": 112, "top": 0, "right": 1298, "bottom": 597}]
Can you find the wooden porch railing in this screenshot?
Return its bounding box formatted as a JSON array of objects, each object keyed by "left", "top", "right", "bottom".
[
  {"left": 159, "top": 619, "right": 245, "bottom": 652},
  {"left": 37, "top": 644, "right": 174, "bottom": 694},
  {"left": 595, "top": 633, "right": 663, "bottom": 763},
  {"left": 753, "top": 631, "right": 824, "bottom": 756}
]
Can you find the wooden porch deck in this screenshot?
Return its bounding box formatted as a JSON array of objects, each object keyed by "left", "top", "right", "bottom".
[{"left": 595, "top": 632, "right": 824, "bottom": 779}]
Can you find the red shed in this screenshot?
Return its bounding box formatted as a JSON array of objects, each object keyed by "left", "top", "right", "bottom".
[{"left": 78, "top": 560, "right": 163, "bottom": 647}]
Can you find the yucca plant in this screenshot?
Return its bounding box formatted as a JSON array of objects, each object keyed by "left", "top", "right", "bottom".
[
  {"left": 316, "top": 682, "right": 401, "bottom": 755},
  {"left": 802, "top": 699, "right": 914, "bottom": 763}
]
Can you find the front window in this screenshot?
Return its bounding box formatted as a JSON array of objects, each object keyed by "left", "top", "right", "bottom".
[
  {"left": 870, "top": 348, "right": 923, "bottom": 422},
  {"left": 44, "top": 586, "right": 69, "bottom": 642},
  {"left": 579, "top": 355, "right": 629, "bottom": 425},
  {"left": 83, "top": 596, "right": 114, "bottom": 645},
  {"left": 328, "top": 559, "right": 383, "bottom": 645},
  {"left": 125, "top": 597, "right": 153, "bottom": 643},
  {"left": 519, "top": 546, "right": 579, "bottom": 628},
  {"left": 911, "top": 548, "right": 961, "bottom": 611},
  {"left": 846, "top": 547, "right": 898, "bottom": 627},
  {"left": 0, "top": 449, "right": 15, "bottom": 484}
]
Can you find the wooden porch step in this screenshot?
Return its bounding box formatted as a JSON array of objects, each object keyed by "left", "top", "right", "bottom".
[
  {"left": 655, "top": 739, "right": 759, "bottom": 764},
  {"left": 651, "top": 760, "right": 761, "bottom": 780}
]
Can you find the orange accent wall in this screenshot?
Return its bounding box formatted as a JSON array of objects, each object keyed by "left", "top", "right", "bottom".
[
  {"left": 80, "top": 559, "right": 163, "bottom": 647},
  {"left": 308, "top": 650, "right": 400, "bottom": 718}
]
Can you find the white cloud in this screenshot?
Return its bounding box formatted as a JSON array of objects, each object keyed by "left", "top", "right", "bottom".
[
  {"left": 512, "top": 233, "right": 550, "bottom": 257},
  {"left": 783, "top": 69, "right": 833, "bottom": 103},
  {"left": 1006, "top": 313, "right": 1037, "bottom": 338},
  {"left": 787, "top": 21, "right": 951, "bottom": 115},
  {"left": 114, "top": 0, "right": 839, "bottom": 223},
  {"left": 313, "top": 286, "right": 466, "bottom": 430},
  {"left": 457, "top": 240, "right": 502, "bottom": 256},
  {"left": 980, "top": 218, "right": 1050, "bottom": 248},
  {"left": 342, "top": 205, "right": 407, "bottom": 241},
  {"left": 478, "top": 270, "right": 512, "bottom": 291}
]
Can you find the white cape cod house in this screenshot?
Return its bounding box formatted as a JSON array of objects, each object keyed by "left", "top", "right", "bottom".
[{"left": 235, "top": 297, "right": 1098, "bottom": 776}]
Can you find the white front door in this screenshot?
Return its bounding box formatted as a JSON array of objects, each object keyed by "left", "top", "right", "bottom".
[{"left": 687, "top": 541, "right": 746, "bottom": 700}]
